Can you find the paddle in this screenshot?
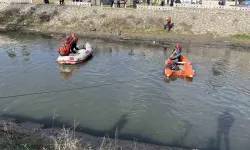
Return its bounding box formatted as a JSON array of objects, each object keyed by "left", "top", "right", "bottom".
[
  {"left": 169, "top": 49, "right": 186, "bottom": 64},
  {"left": 177, "top": 62, "right": 186, "bottom": 65}
]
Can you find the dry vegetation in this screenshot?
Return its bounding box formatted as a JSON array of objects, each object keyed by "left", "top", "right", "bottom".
[
  {"left": 0, "top": 108, "right": 133, "bottom": 150},
  {"left": 0, "top": 121, "right": 130, "bottom": 150}
]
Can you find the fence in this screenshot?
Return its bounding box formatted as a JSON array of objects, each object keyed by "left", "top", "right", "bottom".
[
  {"left": 54, "top": 1, "right": 91, "bottom": 6},
  {"left": 202, "top": 1, "right": 235, "bottom": 6},
  {"left": 0, "top": 0, "right": 248, "bottom": 11},
  {"left": 0, "top": 0, "right": 32, "bottom": 3},
  {"left": 137, "top": 4, "right": 250, "bottom": 11},
  {"left": 0, "top": 0, "right": 91, "bottom": 6},
  {"left": 137, "top": 5, "right": 174, "bottom": 10},
  {"left": 54, "top": 0, "right": 91, "bottom": 6}
]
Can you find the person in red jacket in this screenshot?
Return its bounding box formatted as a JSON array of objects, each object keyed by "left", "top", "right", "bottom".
[
  {"left": 58, "top": 42, "right": 70, "bottom": 56},
  {"left": 65, "top": 35, "right": 71, "bottom": 45},
  {"left": 164, "top": 17, "right": 174, "bottom": 32},
  {"left": 69, "top": 33, "right": 79, "bottom": 53},
  {"left": 170, "top": 43, "right": 182, "bottom": 62}
]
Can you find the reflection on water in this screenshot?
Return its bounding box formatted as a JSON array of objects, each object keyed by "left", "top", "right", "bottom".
[
  {"left": 164, "top": 76, "right": 193, "bottom": 84},
  {"left": 3, "top": 41, "right": 30, "bottom": 61},
  {"left": 21, "top": 45, "right": 30, "bottom": 61},
  {"left": 59, "top": 64, "right": 80, "bottom": 80},
  {"left": 206, "top": 111, "right": 235, "bottom": 150},
  {"left": 6, "top": 50, "right": 16, "bottom": 58},
  {"left": 0, "top": 32, "right": 250, "bottom": 150},
  {"left": 58, "top": 56, "right": 93, "bottom": 80},
  {"left": 216, "top": 111, "right": 234, "bottom": 150}
]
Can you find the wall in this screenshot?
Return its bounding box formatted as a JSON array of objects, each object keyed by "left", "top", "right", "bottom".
[{"left": 0, "top": 3, "right": 249, "bottom": 38}]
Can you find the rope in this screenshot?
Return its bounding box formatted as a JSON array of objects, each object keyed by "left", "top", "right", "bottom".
[{"left": 0, "top": 76, "right": 150, "bottom": 99}]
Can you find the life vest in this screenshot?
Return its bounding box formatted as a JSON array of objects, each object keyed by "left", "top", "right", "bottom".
[
  {"left": 66, "top": 39, "right": 71, "bottom": 45},
  {"left": 175, "top": 49, "right": 181, "bottom": 55},
  {"left": 58, "top": 46, "right": 66, "bottom": 53},
  {"left": 71, "top": 36, "right": 78, "bottom": 43},
  {"left": 58, "top": 45, "right": 70, "bottom": 55},
  {"left": 167, "top": 20, "right": 171, "bottom": 25}
]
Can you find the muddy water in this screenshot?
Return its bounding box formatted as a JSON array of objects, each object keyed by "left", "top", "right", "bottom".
[{"left": 0, "top": 32, "right": 250, "bottom": 150}]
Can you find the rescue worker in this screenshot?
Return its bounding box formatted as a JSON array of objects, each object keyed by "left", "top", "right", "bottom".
[
  {"left": 65, "top": 35, "right": 71, "bottom": 45},
  {"left": 58, "top": 42, "right": 70, "bottom": 56},
  {"left": 170, "top": 43, "right": 182, "bottom": 62},
  {"left": 69, "top": 33, "right": 79, "bottom": 53},
  {"left": 164, "top": 17, "right": 174, "bottom": 32},
  {"left": 165, "top": 58, "right": 179, "bottom": 70}
]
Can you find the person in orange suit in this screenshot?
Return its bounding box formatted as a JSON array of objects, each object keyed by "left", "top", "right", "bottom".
[{"left": 58, "top": 42, "right": 70, "bottom": 56}]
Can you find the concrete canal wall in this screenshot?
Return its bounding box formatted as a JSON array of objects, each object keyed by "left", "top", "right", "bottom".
[{"left": 0, "top": 3, "right": 249, "bottom": 40}]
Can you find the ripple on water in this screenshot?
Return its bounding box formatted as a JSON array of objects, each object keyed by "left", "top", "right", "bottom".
[{"left": 1, "top": 33, "right": 250, "bottom": 149}]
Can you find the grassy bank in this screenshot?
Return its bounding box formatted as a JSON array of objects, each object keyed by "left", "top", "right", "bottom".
[
  {"left": 0, "top": 127, "right": 111, "bottom": 150},
  {"left": 0, "top": 118, "right": 190, "bottom": 150},
  {"left": 232, "top": 33, "right": 250, "bottom": 39},
  {"left": 0, "top": 3, "right": 250, "bottom": 47},
  {"left": 0, "top": 131, "right": 49, "bottom": 150},
  {"left": 0, "top": 119, "right": 126, "bottom": 150}
]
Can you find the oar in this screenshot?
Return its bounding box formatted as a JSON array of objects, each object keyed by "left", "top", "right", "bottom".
[{"left": 177, "top": 62, "right": 186, "bottom": 64}]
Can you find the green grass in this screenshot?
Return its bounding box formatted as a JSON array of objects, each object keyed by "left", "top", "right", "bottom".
[
  {"left": 121, "top": 27, "right": 172, "bottom": 35},
  {"left": 232, "top": 33, "right": 250, "bottom": 39}
]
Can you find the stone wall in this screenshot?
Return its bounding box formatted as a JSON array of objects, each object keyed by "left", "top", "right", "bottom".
[{"left": 0, "top": 3, "right": 249, "bottom": 37}]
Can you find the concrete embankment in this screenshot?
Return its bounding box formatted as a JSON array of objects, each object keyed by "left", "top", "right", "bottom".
[{"left": 0, "top": 3, "right": 250, "bottom": 45}]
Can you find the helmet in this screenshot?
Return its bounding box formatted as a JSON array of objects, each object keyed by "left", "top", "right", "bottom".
[{"left": 175, "top": 43, "right": 180, "bottom": 49}]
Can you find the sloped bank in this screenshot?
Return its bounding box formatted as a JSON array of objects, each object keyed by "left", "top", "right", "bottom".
[
  {"left": 0, "top": 117, "right": 189, "bottom": 150},
  {"left": 0, "top": 3, "right": 250, "bottom": 46}
]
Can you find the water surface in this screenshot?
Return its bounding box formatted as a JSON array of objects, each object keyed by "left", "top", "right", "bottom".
[{"left": 0, "top": 32, "right": 250, "bottom": 150}]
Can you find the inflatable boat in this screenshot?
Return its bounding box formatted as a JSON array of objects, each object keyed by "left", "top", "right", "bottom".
[
  {"left": 57, "top": 43, "right": 93, "bottom": 64},
  {"left": 165, "top": 55, "right": 195, "bottom": 78}
]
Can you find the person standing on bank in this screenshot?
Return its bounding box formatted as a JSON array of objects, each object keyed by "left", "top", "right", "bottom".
[
  {"left": 170, "top": 0, "right": 174, "bottom": 6},
  {"left": 110, "top": 0, "right": 114, "bottom": 7},
  {"left": 161, "top": 0, "right": 165, "bottom": 6},
  {"left": 117, "top": 0, "right": 121, "bottom": 8},
  {"left": 44, "top": 0, "right": 49, "bottom": 4},
  {"left": 124, "top": 0, "right": 127, "bottom": 7},
  {"left": 60, "top": 0, "right": 64, "bottom": 5}
]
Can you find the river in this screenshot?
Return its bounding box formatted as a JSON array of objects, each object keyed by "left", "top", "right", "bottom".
[{"left": 0, "top": 32, "right": 250, "bottom": 150}]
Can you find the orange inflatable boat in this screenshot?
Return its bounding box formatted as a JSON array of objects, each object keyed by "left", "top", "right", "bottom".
[{"left": 165, "top": 55, "right": 195, "bottom": 78}]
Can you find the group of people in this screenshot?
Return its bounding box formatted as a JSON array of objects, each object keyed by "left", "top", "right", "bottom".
[
  {"left": 165, "top": 43, "right": 182, "bottom": 70},
  {"left": 58, "top": 33, "right": 79, "bottom": 56},
  {"left": 145, "top": 0, "right": 179, "bottom": 7},
  {"left": 44, "top": 0, "right": 83, "bottom": 4}
]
